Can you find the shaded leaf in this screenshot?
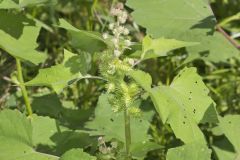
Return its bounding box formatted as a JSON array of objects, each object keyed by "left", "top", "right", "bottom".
[{"left": 58, "top": 19, "right": 107, "bottom": 53}]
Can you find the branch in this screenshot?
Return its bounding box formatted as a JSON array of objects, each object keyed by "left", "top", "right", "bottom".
[{"left": 216, "top": 25, "right": 240, "bottom": 50}]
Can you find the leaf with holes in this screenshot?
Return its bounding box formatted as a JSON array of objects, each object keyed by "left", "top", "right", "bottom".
[{"left": 149, "top": 67, "right": 218, "bottom": 143}]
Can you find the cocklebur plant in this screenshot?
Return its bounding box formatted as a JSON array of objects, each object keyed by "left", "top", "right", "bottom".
[
  {"left": 98, "top": 3, "right": 144, "bottom": 159},
  {"left": 0, "top": 0, "right": 240, "bottom": 160}
]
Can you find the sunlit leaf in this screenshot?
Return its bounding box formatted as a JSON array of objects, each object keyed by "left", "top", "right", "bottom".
[
  {"left": 25, "top": 49, "right": 86, "bottom": 93},
  {"left": 60, "top": 148, "right": 96, "bottom": 160},
  {"left": 0, "top": 109, "right": 59, "bottom": 160},
  {"left": 166, "top": 143, "right": 212, "bottom": 160}
]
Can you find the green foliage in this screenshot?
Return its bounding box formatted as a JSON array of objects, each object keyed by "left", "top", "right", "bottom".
[
  {"left": 58, "top": 19, "right": 108, "bottom": 53},
  {"left": 140, "top": 35, "right": 199, "bottom": 60},
  {"left": 60, "top": 149, "right": 96, "bottom": 160},
  {"left": 219, "top": 115, "right": 240, "bottom": 151},
  {"left": 126, "top": 0, "right": 240, "bottom": 63},
  {"left": 130, "top": 67, "right": 218, "bottom": 144},
  {"left": 0, "top": 11, "right": 46, "bottom": 65},
  {"left": 25, "top": 49, "right": 86, "bottom": 93},
  {"left": 0, "top": 110, "right": 58, "bottom": 160},
  {"left": 166, "top": 143, "right": 212, "bottom": 160},
  {"left": 0, "top": 0, "right": 240, "bottom": 159}
]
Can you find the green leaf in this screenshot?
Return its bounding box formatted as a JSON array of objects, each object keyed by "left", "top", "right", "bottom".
[
  {"left": 0, "top": 0, "right": 56, "bottom": 9},
  {"left": 0, "top": 11, "right": 47, "bottom": 65},
  {"left": 85, "top": 94, "right": 150, "bottom": 144},
  {"left": 85, "top": 94, "right": 159, "bottom": 159},
  {"left": 0, "top": 0, "right": 18, "bottom": 9},
  {"left": 149, "top": 67, "right": 218, "bottom": 143},
  {"left": 25, "top": 49, "right": 85, "bottom": 93},
  {"left": 141, "top": 35, "right": 199, "bottom": 60},
  {"left": 126, "top": 0, "right": 216, "bottom": 40},
  {"left": 19, "top": 0, "right": 57, "bottom": 7},
  {"left": 32, "top": 93, "right": 94, "bottom": 128},
  {"left": 31, "top": 114, "right": 63, "bottom": 147},
  {"left": 58, "top": 19, "right": 107, "bottom": 53},
  {"left": 185, "top": 32, "right": 240, "bottom": 63},
  {"left": 212, "top": 138, "right": 237, "bottom": 160},
  {"left": 219, "top": 115, "right": 240, "bottom": 152},
  {"left": 25, "top": 64, "right": 81, "bottom": 93},
  {"left": 126, "top": 0, "right": 239, "bottom": 63},
  {"left": 60, "top": 149, "right": 96, "bottom": 160},
  {"left": 166, "top": 143, "right": 212, "bottom": 160},
  {"left": 0, "top": 109, "right": 59, "bottom": 160},
  {"left": 63, "top": 49, "right": 92, "bottom": 75},
  {"left": 130, "top": 141, "right": 162, "bottom": 159},
  {"left": 127, "top": 70, "right": 152, "bottom": 91},
  {"left": 51, "top": 131, "right": 96, "bottom": 155}
]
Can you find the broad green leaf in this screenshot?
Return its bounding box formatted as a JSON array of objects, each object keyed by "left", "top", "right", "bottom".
[
  {"left": 130, "top": 141, "right": 162, "bottom": 159},
  {"left": 84, "top": 94, "right": 160, "bottom": 158},
  {"left": 166, "top": 143, "right": 212, "bottom": 160},
  {"left": 31, "top": 115, "right": 63, "bottom": 147},
  {"left": 219, "top": 115, "right": 240, "bottom": 152},
  {"left": 25, "top": 64, "right": 81, "bottom": 93},
  {"left": 149, "top": 67, "right": 218, "bottom": 143},
  {"left": 127, "top": 70, "right": 152, "bottom": 91},
  {"left": 85, "top": 94, "right": 150, "bottom": 144},
  {"left": 127, "top": 0, "right": 239, "bottom": 63},
  {"left": 185, "top": 32, "right": 240, "bottom": 63},
  {"left": 58, "top": 19, "right": 107, "bottom": 53},
  {"left": 141, "top": 35, "right": 199, "bottom": 60},
  {"left": 126, "top": 0, "right": 216, "bottom": 40},
  {"left": 25, "top": 49, "right": 85, "bottom": 93},
  {"left": 0, "top": 11, "right": 47, "bottom": 64},
  {"left": 0, "top": 109, "right": 59, "bottom": 160},
  {"left": 60, "top": 149, "right": 96, "bottom": 160}
]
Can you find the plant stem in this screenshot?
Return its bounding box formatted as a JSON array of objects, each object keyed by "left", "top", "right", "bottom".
[
  {"left": 16, "top": 58, "right": 33, "bottom": 116},
  {"left": 124, "top": 109, "right": 131, "bottom": 160}
]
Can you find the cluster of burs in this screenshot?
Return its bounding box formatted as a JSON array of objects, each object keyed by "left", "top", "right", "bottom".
[{"left": 99, "top": 3, "right": 142, "bottom": 117}]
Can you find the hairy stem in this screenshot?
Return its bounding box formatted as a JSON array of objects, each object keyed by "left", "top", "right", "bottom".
[
  {"left": 124, "top": 109, "right": 131, "bottom": 160},
  {"left": 16, "top": 58, "right": 32, "bottom": 116}
]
